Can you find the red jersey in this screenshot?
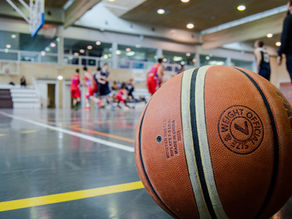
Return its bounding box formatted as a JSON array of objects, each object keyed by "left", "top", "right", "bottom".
[{"left": 71, "top": 74, "right": 80, "bottom": 90}]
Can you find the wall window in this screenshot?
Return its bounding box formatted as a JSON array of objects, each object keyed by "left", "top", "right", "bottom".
[
  {"left": 231, "top": 59, "right": 254, "bottom": 71},
  {"left": 163, "top": 50, "right": 195, "bottom": 65},
  {"left": 64, "top": 38, "right": 112, "bottom": 66},
  {"left": 200, "top": 55, "right": 227, "bottom": 66}
]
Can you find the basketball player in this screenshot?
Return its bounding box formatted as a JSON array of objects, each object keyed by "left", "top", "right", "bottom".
[
  {"left": 254, "top": 40, "right": 271, "bottom": 81},
  {"left": 277, "top": 0, "right": 292, "bottom": 82},
  {"left": 83, "top": 66, "right": 97, "bottom": 109},
  {"left": 70, "top": 69, "right": 81, "bottom": 109},
  {"left": 96, "top": 63, "right": 112, "bottom": 106},
  {"left": 147, "top": 58, "right": 165, "bottom": 95}
]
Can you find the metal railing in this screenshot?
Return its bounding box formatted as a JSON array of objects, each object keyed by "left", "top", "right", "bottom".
[{"left": 0, "top": 49, "right": 196, "bottom": 73}]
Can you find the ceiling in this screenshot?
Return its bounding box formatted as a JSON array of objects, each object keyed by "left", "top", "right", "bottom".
[{"left": 121, "top": 0, "right": 288, "bottom": 31}]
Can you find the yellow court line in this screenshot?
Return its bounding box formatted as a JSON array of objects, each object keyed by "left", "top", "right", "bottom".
[
  {"left": 0, "top": 181, "right": 144, "bottom": 212},
  {"left": 0, "top": 133, "right": 6, "bottom": 137},
  {"left": 20, "top": 130, "right": 38, "bottom": 134}
]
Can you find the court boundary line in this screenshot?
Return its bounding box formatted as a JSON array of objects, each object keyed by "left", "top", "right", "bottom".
[
  {"left": 0, "top": 181, "right": 144, "bottom": 212},
  {"left": 0, "top": 112, "right": 134, "bottom": 152}
]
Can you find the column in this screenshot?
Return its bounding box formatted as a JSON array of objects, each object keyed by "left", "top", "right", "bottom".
[
  {"left": 156, "top": 48, "right": 163, "bottom": 59},
  {"left": 111, "top": 42, "right": 118, "bottom": 69}
]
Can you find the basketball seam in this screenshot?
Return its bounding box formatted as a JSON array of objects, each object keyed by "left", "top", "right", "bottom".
[
  {"left": 138, "top": 103, "right": 178, "bottom": 218},
  {"left": 234, "top": 67, "right": 279, "bottom": 218},
  {"left": 190, "top": 68, "right": 218, "bottom": 219}
]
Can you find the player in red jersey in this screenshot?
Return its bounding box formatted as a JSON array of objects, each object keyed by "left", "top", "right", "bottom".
[
  {"left": 83, "top": 66, "right": 98, "bottom": 109},
  {"left": 70, "top": 68, "right": 81, "bottom": 109},
  {"left": 147, "top": 58, "right": 165, "bottom": 95},
  {"left": 116, "top": 82, "right": 132, "bottom": 109}
]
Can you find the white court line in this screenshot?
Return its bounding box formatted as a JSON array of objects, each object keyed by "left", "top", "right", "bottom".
[{"left": 0, "top": 112, "right": 134, "bottom": 152}]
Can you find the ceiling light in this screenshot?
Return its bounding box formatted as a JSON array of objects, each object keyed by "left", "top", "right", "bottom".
[
  {"left": 181, "top": 61, "right": 185, "bottom": 65},
  {"left": 80, "top": 49, "right": 85, "bottom": 53},
  {"left": 237, "top": 5, "right": 246, "bottom": 11},
  {"left": 163, "top": 58, "right": 167, "bottom": 62},
  {"left": 126, "top": 48, "right": 131, "bottom": 52},
  {"left": 45, "top": 47, "right": 50, "bottom": 52},
  {"left": 50, "top": 42, "right": 56, "bottom": 47},
  {"left": 276, "top": 42, "right": 281, "bottom": 47},
  {"left": 11, "top": 34, "right": 16, "bottom": 39},
  {"left": 108, "top": 0, "right": 115, "bottom": 2},
  {"left": 6, "top": 44, "right": 11, "bottom": 49},
  {"left": 96, "top": 41, "right": 101, "bottom": 46},
  {"left": 57, "top": 75, "right": 63, "bottom": 80},
  {"left": 116, "top": 50, "right": 121, "bottom": 55},
  {"left": 103, "top": 54, "right": 108, "bottom": 59},
  {"left": 192, "top": 58, "right": 196, "bottom": 63},
  {"left": 186, "top": 52, "right": 191, "bottom": 57},
  {"left": 186, "top": 23, "right": 194, "bottom": 29},
  {"left": 41, "top": 51, "right": 46, "bottom": 56},
  {"left": 206, "top": 56, "right": 210, "bottom": 60},
  {"left": 74, "top": 52, "right": 79, "bottom": 56},
  {"left": 181, "top": 0, "right": 190, "bottom": 3},
  {"left": 173, "top": 56, "right": 183, "bottom": 62},
  {"left": 87, "top": 45, "right": 93, "bottom": 50},
  {"left": 267, "top": 33, "right": 273, "bottom": 38},
  {"left": 157, "top": 9, "right": 165, "bottom": 15}
]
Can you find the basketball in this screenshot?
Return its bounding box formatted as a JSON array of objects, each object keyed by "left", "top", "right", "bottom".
[{"left": 135, "top": 65, "right": 292, "bottom": 218}]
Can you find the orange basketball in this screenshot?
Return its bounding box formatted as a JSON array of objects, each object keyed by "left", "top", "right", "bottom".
[{"left": 135, "top": 65, "right": 292, "bottom": 218}]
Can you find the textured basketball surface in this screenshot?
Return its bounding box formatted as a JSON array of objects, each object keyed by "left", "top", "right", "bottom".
[{"left": 135, "top": 65, "right": 292, "bottom": 219}]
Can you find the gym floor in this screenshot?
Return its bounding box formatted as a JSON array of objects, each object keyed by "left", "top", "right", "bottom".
[
  {"left": 0, "top": 108, "right": 292, "bottom": 219},
  {"left": 0, "top": 107, "right": 170, "bottom": 218}
]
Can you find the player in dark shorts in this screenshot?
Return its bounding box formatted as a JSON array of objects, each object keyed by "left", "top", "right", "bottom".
[
  {"left": 97, "top": 63, "right": 111, "bottom": 105},
  {"left": 254, "top": 40, "right": 271, "bottom": 81}
]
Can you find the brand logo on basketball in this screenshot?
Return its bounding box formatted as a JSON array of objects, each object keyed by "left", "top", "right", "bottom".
[{"left": 218, "top": 105, "right": 264, "bottom": 154}]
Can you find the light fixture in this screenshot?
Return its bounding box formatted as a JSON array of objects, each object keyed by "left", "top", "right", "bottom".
[
  {"left": 181, "top": 61, "right": 185, "bottom": 65},
  {"left": 192, "top": 58, "right": 196, "bottom": 63},
  {"left": 11, "top": 34, "right": 16, "bottom": 39},
  {"left": 6, "top": 44, "right": 11, "bottom": 49},
  {"left": 206, "top": 56, "right": 210, "bottom": 60},
  {"left": 74, "top": 52, "right": 79, "bottom": 56},
  {"left": 186, "top": 52, "right": 191, "bottom": 57},
  {"left": 103, "top": 54, "right": 109, "bottom": 59},
  {"left": 87, "top": 45, "right": 93, "bottom": 50},
  {"left": 57, "top": 75, "right": 63, "bottom": 80},
  {"left": 41, "top": 51, "right": 46, "bottom": 56},
  {"left": 237, "top": 5, "right": 246, "bottom": 11},
  {"left": 108, "top": 0, "right": 115, "bottom": 2},
  {"left": 276, "top": 42, "right": 281, "bottom": 47},
  {"left": 157, "top": 9, "right": 165, "bottom": 15},
  {"left": 80, "top": 49, "right": 85, "bottom": 53},
  {"left": 116, "top": 50, "right": 121, "bottom": 55},
  {"left": 126, "top": 48, "right": 131, "bottom": 52},
  {"left": 50, "top": 42, "right": 56, "bottom": 47},
  {"left": 186, "top": 23, "right": 194, "bottom": 29},
  {"left": 96, "top": 41, "right": 101, "bottom": 46},
  {"left": 45, "top": 47, "right": 50, "bottom": 52},
  {"left": 267, "top": 33, "right": 273, "bottom": 38},
  {"left": 181, "top": 0, "right": 190, "bottom": 3},
  {"left": 163, "top": 58, "right": 167, "bottom": 62}
]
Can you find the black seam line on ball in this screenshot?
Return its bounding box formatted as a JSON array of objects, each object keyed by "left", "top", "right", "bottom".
[
  {"left": 138, "top": 103, "right": 178, "bottom": 218},
  {"left": 190, "top": 68, "right": 218, "bottom": 219},
  {"left": 234, "top": 67, "right": 279, "bottom": 218}
]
